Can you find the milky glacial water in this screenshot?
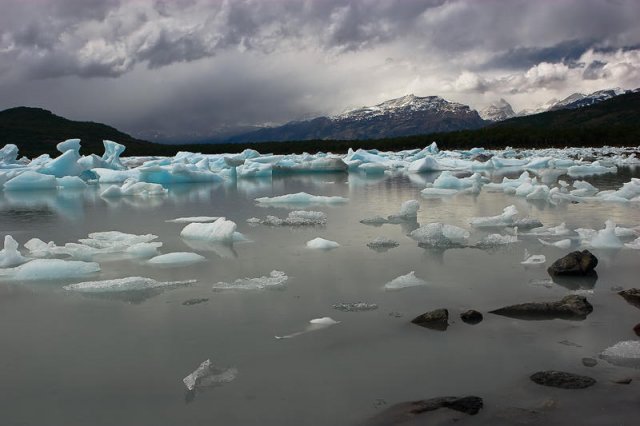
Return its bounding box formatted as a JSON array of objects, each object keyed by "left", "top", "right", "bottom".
[{"left": 1, "top": 169, "right": 639, "bottom": 426}]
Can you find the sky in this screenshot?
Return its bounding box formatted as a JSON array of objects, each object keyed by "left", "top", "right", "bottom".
[{"left": 1, "top": 0, "right": 640, "bottom": 142}]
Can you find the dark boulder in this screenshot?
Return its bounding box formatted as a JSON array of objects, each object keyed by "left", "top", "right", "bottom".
[
  {"left": 547, "top": 250, "right": 598, "bottom": 276},
  {"left": 618, "top": 288, "right": 640, "bottom": 309},
  {"left": 634, "top": 323, "right": 640, "bottom": 337},
  {"left": 411, "top": 308, "right": 449, "bottom": 330},
  {"left": 582, "top": 358, "right": 598, "bottom": 367},
  {"left": 364, "top": 396, "right": 483, "bottom": 425},
  {"left": 182, "top": 298, "right": 209, "bottom": 306},
  {"left": 460, "top": 310, "right": 483, "bottom": 324},
  {"left": 472, "top": 153, "right": 493, "bottom": 163},
  {"left": 489, "top": 295, "right": 593, "bottom": 320},
  {"left": 530, "top": 371, "right": 596, "bottom": 389}
]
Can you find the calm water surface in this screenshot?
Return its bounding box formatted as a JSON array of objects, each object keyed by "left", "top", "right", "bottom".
[{"left": 1, "top": 169, "right": 639, "bottom": 426}]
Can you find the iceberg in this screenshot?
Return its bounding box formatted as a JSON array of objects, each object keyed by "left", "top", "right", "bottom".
[
  {"left": 420, "top": 187, "right": 459, "bottom": 198},
  {"left": 248, "top": 211, "right": 327, "bottom": 226},
  {"left": 4, "top": 171, "right": 57, "bottom": 191},
  {"left": 275, "top": 317, "right": 340, "bottom": 339},
  {"left": 100, "top": 178, "right": 167, "bottom": 197},
  {"left": 625, "top": 237, "right": 640, "bottom": 250},
  {"left": 183, "top": 359, "right": 238, "bottom": 391},
  {"left": 57, "top": 176, "right": 88, "bottom": 189},
  {"left": 469, "top": 205, "right": 518, "bottom": 228},
  {"left": 409, "top": 223, "right": 470, "bottom": 247},
  {"left": 180, "top": 218, "right": 240, "bottom": 243},
  {"left": 599, "top": 340, "right": 640, "bottom": 369},
  {"left": 125, "top": 242, "right": 162, "bottom": 257},
  {"left": 388, "top": 199, "right": 419, "bottom": 220},
  {"left": 64, "top": 276, "right": 196, "bottom": 292},
  {"left": 255, "top": 192, "right": 348, "bottom": 205},
  {"left": 525, "top": 223, "right": 571, "bottom": 237},
  {"left": 166, "top": 216, "right": 221, "bottom": 223},
  {"left": 306, "top": 237, "right": 340, "bottom": 250},
  {"left": 0, "top": 259, "right": 100, "bottom": 281},
  {"left": 366, "top": 237, "right": 400, "bottom": 250},
  {"left": 521, "top": 250, "right": 546, "bottom": 265},
  {"left": 212, "top": 270, "right": 288, "bottom": 290},
  {"left": 332, "top": 302, "right": 378, "bottom": 312},
  {"left": 384, "top": 271, "right": 428, "bottom": 291},
  {"left": 588, "top": 220, "right": 624, "bottom": 249},
  {"left": 0, "top": 235, "right": 29, "bottom": 268},
  {"left": 407, "top": 156, "right": 443, "bottom": 173},
  {"left": 359, "top": 215, "right": 389, "bottom": 225},
  {"left": 567, "top": 162, "right": 617, "bottom": 177},
  {"left": 475, "top": 233, "right": 518, "bottom": 248},
  {"left": 570, "top": 180, "right": 598, "bottom": 197},
  {"left": 148, "top": 252, "right": 206, "bottom": 266},
  {"left": 538, "top": 238, "right": 572, "bottom": 249}
]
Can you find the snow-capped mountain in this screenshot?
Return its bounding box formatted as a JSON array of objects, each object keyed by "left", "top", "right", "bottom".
[
  {"left": 549, "top": 88, "right": 628, "bottom": 111},
  {"left": 479, "top": 98, "right": 516, "bottom": 122},
  {"left": 226, "top": 94, "right": 486, "bottom": 142}
]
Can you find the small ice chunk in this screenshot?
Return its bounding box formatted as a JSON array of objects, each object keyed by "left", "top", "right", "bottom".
[
  {"left": 0, "top": 235, "right": 29, "bottom": 268},
  {"left": 393, "top": 200, "right": 420, "bottom": 218},
  {"left": 420, "top": 187, "right": 459, "bottom": 197},
  {"left": 600, "top": 340, "right": 640, "bottom": 369},
  {"left": 384, "top": 271, "right": 427, "bottom": 291},
  {"left": 180, "top": 218, "right": 239, "bottom": 243},
  {"left": 469, "top": 205, "right": 519, "bottom": 228},
  {"left": 57, "top": 176, "right": 88, "bottom": 189},
  {"left": 409, "top": 223, "right": 470, "bottom": 247},
  {"left": 183, "top": 359, "right": 238, "bottom": 391},
  {"left": 125, "top": 242, "right": 162, "bottom": 257},
  {"left": 526, "top": 223, "right": 571, "bottom": 236},
  {"left": 332, "top": 302, "right": 379, "bottom": 312},
  {"left": 249, "top": 211, "right": 327, "bottom": 226},
  {"left": 513, "top": 217, "right": 543, "bottom": 229},
  {"left": 521, "top": 250, "right": 546, "bottom": 265},
  {"left": 64, "top": 276, "right": 196, "bottom": 292},
  {"left": 626, "top": 237, "right": 640, "bottom": 249},
  {"left": 212, "top": 270, "right": 288, "bottom": 290},
  {"left": 306, "top": 237, "right": 340, "bottom": 250},
  {"left": 166, "top": 216, "right": 221, "bottom": 223},
  {"left": 100, "top": 178, "right": 167, "bottom": 197},
  {"left": 538, "top": 238, "right": 572, "bottom": 249},
  {"left": 255, "top": 192, "right": 348, "bottom": 205},
  {"left": 589, "top": 220, "right": 624, "bottom": 249},
  {"left": 475, "top": 233, "right": 518, "bottom": 248},
  {"left": 0, "top": 259, "right": 100, "bottom": 281},
  {"left": 4, "top": 171, "right": 57, "bottom": 191},
  {"left": 360, "top": 216, "right": 389, "bottom": 225},
  {"left": 570, "top": 180, "right": 598, "bottom": 197},
  {"left": 148, "top": 252, "right": 206, "bottom": 266},
  {"left": 275, "top": 317, "right": 340, "bottom": 339},
  {"left": 366, "top": 237, "right": 399, "bottom": 249}
]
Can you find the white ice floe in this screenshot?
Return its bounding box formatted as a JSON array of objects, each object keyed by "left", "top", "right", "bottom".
[
  {"left": 0, "top": 235, "right": 29, "bottom": 268},
  {"left": 255, "top": 192, "right": 348, "bottom": 205},
  {"left": 626, "top": 237, "right": 640, "bottom": 249},
  {"left": 391, "top": 199, "right": 420, "bottom": 219},
  {"left": 183, "top": 359, "right": 238, "bottom": 391},
  {"left": 180, "top": 218, "right": 243, "bottom": 243},
  {"left": 420, "top": 187, "right": 460, "bottom": 197},
  {"left": 100, "top": 178, "right": 167, "bottom": 197},
  {"left": 0, "top": 259, "right": 100, "bottom": 280},
  {"left": 475, "top": 233, "right": 518, "bottom": 248},
  {"left": 64, "top": 276, "right": 196, "bottom": 292},
  {"left": 332, "top": 302, "right": 378, "bottom": 312},
  {"left": 600, "top": 340, "right": 640, "bottom": 369},
  {"left": 567, "top": 162, "right": 617, "bottom": 177},
  {"left": 469, "top": 205, "right": 519, "bottom": 228},
  {"left": 166, "top": 216, "right": 221, "bottom": 223},
  {"left": 384, "top": 271, "right": 428, "bottom": 291},
  {"left": 125, "top": 242, "right": 162, "bottom": 257},
  {"left": 570, "top": 180, "right": 599, "bottom": 197},
  {"left": 586, "top": 220, "right": 624, "bottom": 249},
  {"left": 147, "top": 252, "right": 206, "bottom": 266},
  {"left": 306, "top": 237, "right": 340, "bottom": 250},
  {"left": 538, "top": 238, "right": 572, "bottom": 249},
  {"left": 275, "top": 317, "right": 340, "bottom": 339},
  {"left": 525, "top": 223, "right": 572, "bottom": 236},
  {"left": 248, "top": 211, "right": 327, "bottom": 226},
  {"left": 521, "top": 250, "right": 546, "bottom": 265},
  {"left": 409, "top": 223, "right": 470, "bottom": 247},
  {"left": 57, "top": 176, "right": 88, "bottom": 189},
  {"left": 4, "top": 171, "right": 57, "bottom": 191},
  {"left": 212, "top": 270, "right": 288, "bottom": 290}
]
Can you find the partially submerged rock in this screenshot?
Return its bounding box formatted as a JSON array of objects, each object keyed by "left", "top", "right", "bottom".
[
  {"left": 411, "top": 308, "right": 449, "bottom": 330},
  {"left": 489, "top": 295, "right": 593, "bottom": 320},
  {"left": 547, "top": 250, "right": 598, "bottom": 276},
  {"left": 365, "top": 396, "right": 483, "bottom": 425},
  {"left": 530, "top": 371, "right": 596, "bottom": 389},
  {"left": 582, "top": 358, "right": 598, "bottom": 367},
  {"left": 460, "top": 310, "right": 483, "bottom": 324},
  {"left": 618, "top": 288, "right": 640, "bottom": 309}
]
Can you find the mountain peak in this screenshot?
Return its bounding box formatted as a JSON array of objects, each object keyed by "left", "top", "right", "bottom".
[{"left": 479, "top": 98, "right": 515, "bottom": 122}]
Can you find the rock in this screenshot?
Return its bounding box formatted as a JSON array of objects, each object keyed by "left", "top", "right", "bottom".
[
  {"left": 460, "top": 310, "right": 483, "bottom": 324},
  {"left": 411, "top": 308, "right": 449, "bottom": 330},
  {"left": 489, "top": 295, "right": 593, "bottom": 320},
  {"left": 634, "top": 323, "right": 640, "bottom": 337},
  {"left": 472, "top": 153, "right": 493, "bottom": 162},
  {"left": 612, "top": 378, "right": 632, "bottom": 385},
  {"left": 530, "top": 371, "right": 596, "bottom": 389},
  {"left": 547, "top": 250, "right": 598, "bottom": 276},
  {"left": 618, "top": 288, "right": 640, "bottom": 309},
  {"left": 182, "top": 298, "right": 209, "bottom": 306},
  {"left": 582, "top": 357, "right": 598, "bottom": 367},
  {"left": 365, "top": 396, "right": 483, "bottom": 425}
]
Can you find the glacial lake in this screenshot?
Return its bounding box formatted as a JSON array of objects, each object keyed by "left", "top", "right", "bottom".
[{"left": 1, "top": 168, "right": 639, "bottom": 426}]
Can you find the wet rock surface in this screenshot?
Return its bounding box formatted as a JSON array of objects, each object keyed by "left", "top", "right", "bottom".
[
  {"left": 364, "top": 396, "right": 483, "bottom": 425},
  {"left": 618, "top": 288, "right": 640, "bottom": 309},
  {"left": 489, "top": 295, "right": 593, "bottom": 320},
  {"left": 460, "top": 310, "right": 483, "bottom": 324},
  {"left": 411, "top": 309, "right": 449, "bottom": 330},
  {"left": 182, "top": 298, "right": 209, "bottom": 306},
  {"left": 530, "top": 371, "right": 596, "bottom": 389},
  {"left": 582, "top": 357, "right": 598, "bottom": 367},
  {"left": 547, "top": 250, "right": 598, "bottom": 276}
]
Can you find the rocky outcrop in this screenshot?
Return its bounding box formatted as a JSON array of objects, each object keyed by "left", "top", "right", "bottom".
[
  {"left": 411, "top": 309, "right": 449, "bottom": 330},
  {"left": 547, "top": 250, "right": 598, "bottom": 276},
  {"left": 618, "top": 288, "right": 640, "bottom": 309},
  {"left": 530, "top": 371, "right": 596, "bottom": 389},
  {"left": 460, "top": 310, "right": 483, "bottom": 324},
  {"left": 364, "top": 396, "right": 483, "bottom": 425},
  {"left": 489, "top": 295, "right": 593, "bottom": 320}
]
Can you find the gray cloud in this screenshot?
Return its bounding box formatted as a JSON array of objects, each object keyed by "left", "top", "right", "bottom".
[{"left": 0, "top": 0, "right": 640, "bottom": 141}]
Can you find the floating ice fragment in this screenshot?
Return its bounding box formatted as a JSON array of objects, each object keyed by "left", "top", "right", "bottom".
[
  {"left": 521, "top": 250, "right": 546, "bottom": 265},
  {"left": 4, "top": 171, "right": 58, "bottom": 191},
  {"left": 100, "top": 178, "right": 167, "bottom": 197},
  {"left": 166, "top": 216, "right": 221, "bottom": 223},
  {"left": 0, "top": 235, "right": 29, "bottom": 268},
  {"left": 384, "top": 271, "right": 428, "bottom": 291},
  {"left": 538, "top": 238, "right": 572, "bottom": 249},
  {"left": 567, "top": 162, "right": 617, "bottom": 177},
  {"left": 332, "top": 302, "right": 379, "bottom": 312},
  {"left": 393, "top": 199, "right": 419, "bottom": 218},
  {"left": 64, "top": 276, "right": 196, "bottom": 292},
  {"left": 212, "top": 270, "right": 288, "bottom": 290},
  {"left": 248, "top": 211, "right": 327, "bottom": 226},
  {"left": 0, "top": 259, "right": 100, "bottom": 281},
  {"left": 275, "top": 317, "right": 340, "bottom": 339},
  {"left": 475, "top": 233, "right": 518, "bottom": 248},
  {"left": 366, "top": 237, "right": 400, "bottom": 249},
  {"left": 255, "top": 192, "right": 348, "bottom": 205},
  {"left": 57, "top": 176, "right": 88, "bottom": 189},
  {"left": 359, "top": 215, "right": 389, "bottom": 225},
  {"left": 588, "top": 220, "right": 624, "bottom": 249},
  {"left": 180, "top": 218, "right": 239, "bottom": 243},
  {"left": 570, "top": 180, "right": 598, "bottom": 197},
  {"left": 183, "top": 359, "right": 238, "bottom": 391},
  {"left": 306, "top": 237, "right": 340, "bottom": 250},
  {"left": 599, "top": 340, "right": 640, "bottom": 369},
  {"left": 409, "top": 223, "right": 470, "bottom": 247},
  {"left": 147, "top": 252, "right": 206, "bottom": 266},
  {"left": 125, "top": 242, "right": 162, "bottom": 257},
  {"left": 420, "top": 187, "right": 459, "bottom": 197},
  {"left": 626, "top": 237, "right": 640, "bottom": 249},
  {"left": 525, "top": 223, "right": 571, "bottom": 236},
  {"left": 469, "top": 205, "right": 519, "bottom": 228}
]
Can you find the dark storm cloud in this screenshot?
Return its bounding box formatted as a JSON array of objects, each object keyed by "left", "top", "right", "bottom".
[{"left": 1, "top": 0, "right": 640, "bottom": 140}]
